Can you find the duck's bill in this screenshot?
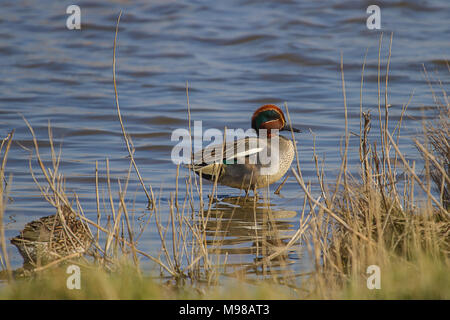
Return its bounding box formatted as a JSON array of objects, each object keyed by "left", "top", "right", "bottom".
[{"left": 282, "top": 124, "right": 302, "bottom": 133}]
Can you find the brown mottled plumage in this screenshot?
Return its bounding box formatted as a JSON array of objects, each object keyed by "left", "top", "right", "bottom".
[{"left": 11, "top": 205, "right": 91, "bottom": 268}]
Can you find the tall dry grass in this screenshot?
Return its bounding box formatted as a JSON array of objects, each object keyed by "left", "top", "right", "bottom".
[{"left": 289, "top": 35, "right": 449, "bottom": 299}]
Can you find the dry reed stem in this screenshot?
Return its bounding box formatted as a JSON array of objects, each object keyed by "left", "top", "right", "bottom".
[
  {"left": 32, "top": 252, "right": 83, "bottom": 272},
  {"left": 112, "top": 11, "right": 154, "bottom": 210},
  {"left": 359, "top": 47, "right": 369, "bottom": 164},
  {"left": 0, "top": 130, "right": 14, "bottom": 281},
  {"left": 78, "top": 213, "right": 176, "bottom": 276},
  {"left": 95, "top": 161, "right": 101, "bottom": 243},
  {"left": 386, "top": 131, "right": 448, "bottom": 215},
  {"left": 414, "top": 139, "right": 450, "bottom": 186},
  {"left": 377, "top": 32, "right": 385, "bottom": 179},
  {"left": 291, "top": 168, "right": 372, "bottom": 243}
]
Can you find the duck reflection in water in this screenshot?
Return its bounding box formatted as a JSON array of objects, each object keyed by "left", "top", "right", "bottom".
[{"left": 200, "top": 195, "right": 301, "bottom": 278}]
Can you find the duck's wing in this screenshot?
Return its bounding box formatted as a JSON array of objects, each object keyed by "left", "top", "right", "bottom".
[
  {"left": 189, "top": 137, "right": 266, "bottom": 174},
  {"left": 223, "top": 136, "right": 266, "bottom": 163}
]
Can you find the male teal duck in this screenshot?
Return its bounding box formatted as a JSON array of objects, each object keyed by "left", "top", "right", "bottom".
[{"left": 191, "top": 104, "right": 300, "bottom": 191}]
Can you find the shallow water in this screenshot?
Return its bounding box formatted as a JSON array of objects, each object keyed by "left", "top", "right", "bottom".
[{"left": 0, "top": 1, "right": 448, "bottom": 276}]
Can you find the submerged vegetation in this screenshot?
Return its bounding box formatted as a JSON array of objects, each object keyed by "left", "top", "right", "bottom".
[{"left": 0, "top": 29, "right": 449, "bottom": 299}]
